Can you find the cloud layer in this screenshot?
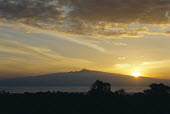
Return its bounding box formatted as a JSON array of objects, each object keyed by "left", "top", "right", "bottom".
[
  {"left": 0, "top": 39, "right": 93, "bottom": 78},
  {"left": 1, "top": 0, "right": 170, "bottom": 37}
]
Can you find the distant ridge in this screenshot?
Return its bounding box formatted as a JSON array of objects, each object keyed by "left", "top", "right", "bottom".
[{"left": 0, "top": 69, "right": 169, "bottom": 86}]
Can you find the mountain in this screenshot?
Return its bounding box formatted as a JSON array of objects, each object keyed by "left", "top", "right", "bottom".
[{"left": 0, "top": 69, "right": 169, "bottom": 86}]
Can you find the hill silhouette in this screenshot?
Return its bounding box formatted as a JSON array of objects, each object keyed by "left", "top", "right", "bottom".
[{"left": 0, "top": 69, "right": 169, "bottom": 86}]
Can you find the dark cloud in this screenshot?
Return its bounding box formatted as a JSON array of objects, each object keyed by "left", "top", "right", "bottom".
[
  {"left": 0, "top": 0, "right": 60, "bottom": 18},
  {"left": 1, "top": 0, "right": 170, "bottom": 37},
  {"left": 68, "top": 0, "right": 170, "bottom": 24}
]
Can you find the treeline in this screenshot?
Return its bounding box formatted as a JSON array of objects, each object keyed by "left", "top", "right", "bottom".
[
  {"left": 1, "top": 80, "right": 170, "bottom": 96},
  {"left": 1, "top": 80, "right": 170, "bottom": 114}
]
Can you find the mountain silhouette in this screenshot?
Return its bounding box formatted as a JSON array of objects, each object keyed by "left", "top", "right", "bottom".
[{"left": 0, "top": 69, "right": 169, "bottom": 86}]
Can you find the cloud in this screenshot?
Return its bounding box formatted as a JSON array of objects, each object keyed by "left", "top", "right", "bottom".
[
  {"left": 0, "top": 0, "right": 61, "bottom": 18},
  {"left": 68, "top": 0, "right": 170, "bottom": 24},
  {"left": 163, "top": 31, "right": 170, "bottom": 35},
  {"left": 0, "top": 39, "right": 95, "bottom": 78},
  {"left": 0, "top": 39, "right": 59, "bottom": 60},
  {"left": 0, "top": 39, "right": 91, "bottom": 61},
  {"left": 83, "top": 39, "right": 127, "bottom": 46},
  {"left": 1, "top": 0, "right": 170, "bottom": 38},
  {"left": 118, "top": 57, "right": 126, "bottom": 60},
  {"left": 47, "top": 32, "right": 107, "bottom": 52}
]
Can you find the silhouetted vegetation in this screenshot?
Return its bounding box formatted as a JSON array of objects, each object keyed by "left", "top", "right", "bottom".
[
  {"left": 144, "top": 83, "right": 170, "bottom": 96},
  {"left": 88, "top": 80, "right": 111, "bottom": 95},
  {"left": 115, "top": 89, "right": 127, "bottom": 96},
  {"left": 1, "top": 80, "right": 170, "bottom": 114}
]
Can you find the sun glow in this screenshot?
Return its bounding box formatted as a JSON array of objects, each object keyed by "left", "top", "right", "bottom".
[{"left": 132, "top": 71, "right": 141, "bottom": 77}]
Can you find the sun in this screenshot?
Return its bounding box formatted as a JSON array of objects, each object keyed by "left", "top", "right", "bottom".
[{"left": 132, "top": 71, "right": 141, "bottom": 77}]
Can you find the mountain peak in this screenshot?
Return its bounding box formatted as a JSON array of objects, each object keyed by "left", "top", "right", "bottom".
[
  {"left": 0, "top": 69, "right": 169, "bottom": 86},
  {"left": 80, "top": 68, "right": 90, "bottom": 71}
]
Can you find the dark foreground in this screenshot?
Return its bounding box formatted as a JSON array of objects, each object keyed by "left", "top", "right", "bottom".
[
  {"left": 1, "top": 92, "right": 170, "bottom": 114},
  {"left": 1, "top": 81, "right": 170, "bottom": 114}
]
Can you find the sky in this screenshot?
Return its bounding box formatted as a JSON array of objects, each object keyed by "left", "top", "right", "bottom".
[{"left": 1, "top": 0, "right": 170, "bottom": 79}]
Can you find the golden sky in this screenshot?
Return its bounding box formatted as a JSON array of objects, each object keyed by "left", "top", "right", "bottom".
[{"left": 1, "top": 0, "right": 170, "bottom": 79}]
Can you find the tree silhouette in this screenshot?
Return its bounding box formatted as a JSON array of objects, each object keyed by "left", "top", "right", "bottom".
[
  {"left": 144, "top": 83, "right": 170, "bottom": 96},
  {"left": 1, "top": 83, "right": 170, "bottom": 114},
  {"left": 115, "top": 89, "right": 127, "bottom": 96},
  {"left": 88, "top": 80, "right": 111, "bottom": 95}
]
